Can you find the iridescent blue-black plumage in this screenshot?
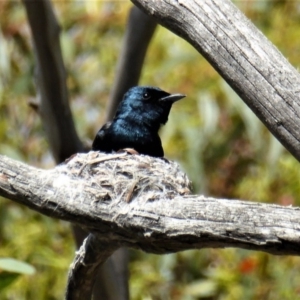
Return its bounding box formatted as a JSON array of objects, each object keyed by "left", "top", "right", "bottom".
[{"left": 92, "top": 86, "right": 185, "bottom": 157}]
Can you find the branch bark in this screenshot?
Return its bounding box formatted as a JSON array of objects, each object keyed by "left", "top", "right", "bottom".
[
  {"left": 0, "top": 152, "right": 299, "bottom": 257},
  {"left": 65, "top": 234, "right": 121, "bottom": 300},
  {"left": 131, "top": 0, "right": 300, "bottom": 162}
]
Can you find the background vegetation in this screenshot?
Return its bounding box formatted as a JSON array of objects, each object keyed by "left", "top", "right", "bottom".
[{"left": 1, "top": 0, "right": 300, "bottom": 299}]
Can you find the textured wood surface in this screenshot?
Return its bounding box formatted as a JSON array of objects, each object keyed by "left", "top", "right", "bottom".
[
  {"left": 131, "top": 0, "right": 300, "bottom": 161},
  {"left": 1, "top": 152, "right": 299, "bottom": 256}
]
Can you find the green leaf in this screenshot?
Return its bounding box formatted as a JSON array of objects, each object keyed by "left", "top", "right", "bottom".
[
  {"left": 184, "top": 279, "right": 218, "bottom": 297},
  {"left": 0, "top": 258, "right": 35, "bottom": 275}
]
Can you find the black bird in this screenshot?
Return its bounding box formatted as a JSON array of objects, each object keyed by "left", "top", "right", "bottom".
[{"left": 92, "top": 86, "right": 185, "bottom": 157}]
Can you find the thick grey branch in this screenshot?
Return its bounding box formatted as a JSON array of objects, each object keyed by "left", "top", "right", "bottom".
[
  {"left": 0, "top": 153, "right": 299, "bottom": 256},
  {"left": 23, "top": 0, "right": 84, "bottom": 162},
  {"left": 131, "top": 0, "right": 300, "bottom": 162}
]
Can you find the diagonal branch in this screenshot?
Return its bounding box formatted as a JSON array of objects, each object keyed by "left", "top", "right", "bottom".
[
  {"left": 0, "top": 152, "right": 299, "bottom": 256},
  {"left": 131, "top": 0, "right": 300, "bottom": 162}
]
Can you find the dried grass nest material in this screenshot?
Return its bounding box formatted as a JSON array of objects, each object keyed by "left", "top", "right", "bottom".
[{"left": 58, "top": 151, "right": 192, "bottom": 203}]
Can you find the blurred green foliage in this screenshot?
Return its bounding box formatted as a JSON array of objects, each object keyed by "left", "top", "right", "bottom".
[
  {"left": 0, "top": 257, "right": 35, "bottom": 290},
  {"left": 1, "top": 0, "right": 300, "bottom": 299}
]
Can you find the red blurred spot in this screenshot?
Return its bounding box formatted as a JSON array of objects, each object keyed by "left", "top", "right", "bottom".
[{"left": 238, "top": 257, "right": 256, "bottom": 274}]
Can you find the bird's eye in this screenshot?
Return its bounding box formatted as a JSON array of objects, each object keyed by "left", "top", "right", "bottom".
[{"left": 142, "top": 92, "right": 151, "bottom": 100}]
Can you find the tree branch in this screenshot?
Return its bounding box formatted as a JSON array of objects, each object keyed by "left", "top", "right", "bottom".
[
  {"left": 131, "top": 0, "right": 300, "bottom": 162},
  {"left": 0, "top": 152, "right": 299, "bottom": 256},
  {"left": 65, "top": 234, "right": 121, "bottom": 300},
  {"left": 23, "top": 0, "right": 84, "bottom": 163}
]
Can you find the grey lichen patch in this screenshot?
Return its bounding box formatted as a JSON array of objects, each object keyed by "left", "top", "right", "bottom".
[{"left": 57, "top": 151, "right": 192, "bottom": 203}]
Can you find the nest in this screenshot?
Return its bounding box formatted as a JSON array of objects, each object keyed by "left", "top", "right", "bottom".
[{"left": 58, "top": 151, "right": 192, "bottom": 203}]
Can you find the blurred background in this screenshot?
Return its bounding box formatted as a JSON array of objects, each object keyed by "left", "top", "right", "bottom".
[{"left": 1, "top": 0, "right": 300, "bottom": 299}]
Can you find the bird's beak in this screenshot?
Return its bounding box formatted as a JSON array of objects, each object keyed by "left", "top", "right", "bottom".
[{"left": 159, "top": 93, "right": 186, "bottom": 103}]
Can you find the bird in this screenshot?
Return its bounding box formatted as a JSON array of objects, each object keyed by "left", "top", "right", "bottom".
[{"left": 92, "top": 86, "right": 185, "bottom": 157}]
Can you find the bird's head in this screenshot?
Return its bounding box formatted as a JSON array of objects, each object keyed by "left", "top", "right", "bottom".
[{"left": 115, "top": 86, "right": 185, "bottom": 131}]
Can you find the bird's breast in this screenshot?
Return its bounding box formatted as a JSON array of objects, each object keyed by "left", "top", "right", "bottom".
[{"left": 113, "top": 120, "right": 153, "bottom": 143}]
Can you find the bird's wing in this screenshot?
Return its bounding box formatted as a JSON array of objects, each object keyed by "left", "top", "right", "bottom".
[{"left": 92, "top": 121, "right": 112, "bottom": 151}]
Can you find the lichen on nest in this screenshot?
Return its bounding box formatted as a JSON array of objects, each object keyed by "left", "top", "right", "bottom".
[{"left": 58, "top": 151, "right": 192, "bottom": 203}]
